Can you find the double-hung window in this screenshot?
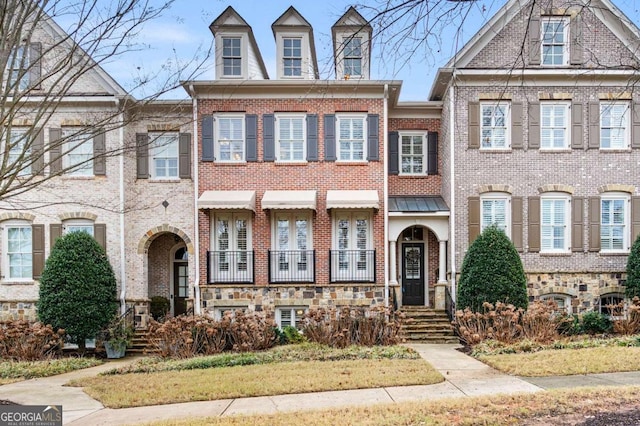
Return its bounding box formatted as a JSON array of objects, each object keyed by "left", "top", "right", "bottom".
[
  {"left": 481, "top": 195, "right": 510, "bottom": 237},
  {"left": 276, "top": 115, "right": 305, "bottom": 161},
  {"left": 215, "top": 115, "right": 245, "bottom": 162},
  {"left": 600, "top": 102, "right": 629, "bottom": 149},
  {"left": 542, "top": 18, "right": 569, "bottom": 66},
  {"left": 63, "top": 129, "right": 93, "bottom": 176},
  {"left": 150, "top": 132, "right": 178, "bottom": 179},
  {"left": 400, "top": 132, "right": 426, "bottom": 175},
  {"left": 7, "top": 46, "right": 29, "bottom": 91},
  {"left": 343, "top": 37, "right": 362, "bottom": 77},
  {"left": 3, "top": 221, "right": 32, "bottom": 281},
  {"left": 600, "top": 194, "right": 629, "bottom": 252},
  {"left": 283, "top": 38, "right": 302, "bottom": 77},
  {"left": 541, "top": 195, "right": 570, "bottom": 252},
  {"left": 337, "top": 114, "right": 366, "bottom": 161},
  {"left": 540, "top": 103, "right": 569, "bottom": 149},
  {"left": 222, "top": 37, "right": 242, "bottom": 77},
  {"left": 8, "top": 128, "right": 30, "bottom": 176},
  {"left": 481, "top": 103, "right": 509, "bottom": 149}
]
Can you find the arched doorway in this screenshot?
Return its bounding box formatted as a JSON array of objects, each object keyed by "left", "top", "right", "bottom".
[
  {"left": 173, "top": 247, "right": 188, "bottom": 316},
  {"left": 400, "top": 226, "right": 427, "bottom": 306},
  {"left": 146, "top": 232, "right": 188, "bottom": 317}
]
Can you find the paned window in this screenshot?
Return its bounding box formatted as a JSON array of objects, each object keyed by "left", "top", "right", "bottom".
[
  {"left": 600, "top": 102, "right": 629, "bottom": 149},
  {"left": 541, "top": 196, "right": 570, "bottom": 252},
  {"left": 222, "top": 37, "right": 241, "bottom": 76},
  {"left": 150, "top": 133, "right": 178, "bottom": 178},
  {"left": 540, "top": 103, "right": 569, "bottom": 149},
  {"left": 601, "top": 196, "right": 629, "bottom": 252},
  {"left": 344, "top": 37, "right": 362, "bottom": 77},
  {"left": 400, "top": 133, "right": 426, "bottom": 174},
  {"left": 276, "top": 115, "right": 305, "bottom": 161},
  {"left": 215, "top": 116, "right": 244, "bottom": 162},
  {"left": 212, "top": 212, "right": 252, "bottom": 282},
  {"left": 481, "top": 103, "right": 509, "bottom": 149},
  {"left": 542, "top": 18, "right": 569, "bottom": 66},
  {"left": 3, "top": 222, "right": 32, "bottom": 280},
  {"left": 481, "top": 196, "right": 510, "bottom": 236},
  {"left": 283, "top": 38, "right": 302, "bottom": 77},
  {"left": 7, "top": 46, "right": 29, "bottom": 90},
  {"left": 271, "top": 212, "right": 312, "bottom": 282},
  {"left": 276, "top": 307, "right": 307, "bottom": 329},
  {"left": 63, "top": 129, "right": 93, "bottom": 176},
  {"left": 337, "top": 115, "right": 366, "bottom": 161},
  {"left": 332, "top": 211, "right": 373, "bottom": 281},
  {"left": 9, "top": 128, "right": 30, "bottom": 175}
]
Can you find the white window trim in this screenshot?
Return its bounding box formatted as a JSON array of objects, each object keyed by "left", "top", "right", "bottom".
[
  {"left": 336, "top": 113, "right": 367, "bottom": 162},
  {"left": 540, "top": 294, "right": 572, "bottom": 314},
  {"left": 275, "top": 114, "right": 306, "bottom": 162},
  {"left": 271, "top": 211, "right": 313, "bottom": 282},
  {"left": 600, "top": 192, "right": 630, "bottom": 253},
  {"left": 62, "top": 129, "right": 93, "bottom": 177},
  {"left": 149, "top": 132, "right": 179, "bottom": 180},
  {"left": 480, "top": 102, "right": 511, "bottom": 150},
  {"left": 213, "top": 306, "right": 247, "bottom": 320},
  {"left": 540, "top": 102, "right": 570, "bottom": 150},
  {"left": 8, "top": 128, "right": 31, "bottom": 176},
  {"left": 214, "top": 114, "right": 246, "bottom": 163},
  {"left": 480, "top": 193, "right": 511, "bottom": 238},
  {"left": 398, "top": 131, "right": 427, "bottom": 175},
  {"left": 600, "top": 101, "right": 630, "bottom": 150},
  {"left": 599, "top": 293, "right": 625, "bottom": 319},
  {"left": 7, "top": 46, "right": 30, "bottom": 90},
  {"left": 275, "top": 306, "right": 307, "bottom": 329},
  {"left": 540, "top": 193, "right": 571, "bottom": 253},
  {"left": 2, "top": 220, "right": 32, "bottom": 282},
  {"left": 335, "top": 31, "right": 370, "bottom": 80},
  {"left": 63, "top": 219, "right": 94, "bottom": 237},
  {"left": 271, "top": 211, "right": 313, "bottom": 250},
  {"left": 331, "top": 210, "right": 373, "bottom": 281},
  {"left": 277, "top": 34, "right": 308, "bottom": 79},
  {"left": 541, "top": 17, "right": 569, "bottom": 66},
  {"left": 216, "top": 33, "right": 247, "bottom": 79}
]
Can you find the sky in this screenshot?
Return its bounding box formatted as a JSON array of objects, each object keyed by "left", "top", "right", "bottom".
[{"left": 96, "top": 0, "right": 640, "bottom": 101}]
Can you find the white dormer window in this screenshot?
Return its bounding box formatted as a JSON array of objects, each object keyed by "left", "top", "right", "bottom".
[
  {"left": 222, "top": 37, "right": 242, "bottom": 76},
  {"left": 283, "top": 38, "right": 302, "bottom": 77},
  {"left": 344, "top": 37, "right": 362, "bottom": 77}
]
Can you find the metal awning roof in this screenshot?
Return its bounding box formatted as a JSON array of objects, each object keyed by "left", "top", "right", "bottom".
[
  {"left": 261, "top": 190, "right": 317, "bottom": 210},
  {"left": 388, "top": 196, "right": 449, "bottom": 213},
  {"left": 197, "top": 190, "right": 256, "bottom": 211}
]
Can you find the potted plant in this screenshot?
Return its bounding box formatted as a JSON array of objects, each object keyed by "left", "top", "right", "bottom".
[{"left": 101, "top": 319, "right": 133, "bottom": 359}]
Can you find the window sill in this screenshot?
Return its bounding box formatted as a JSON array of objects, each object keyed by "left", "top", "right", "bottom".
[
  {"left": 1, "top": 280, "right": 35, "bottom": 285},
  {"left": 599, "top": 148, "right": 631, "bottom": 153},
  {"left": 214, "top": 162, "right": 247, "bottom": 166},
  {"left": 274, "top": 161, "right": 307, "bottom": 166},
  {"left": 599, "top": 251, "right": 630, "bottom": 256},
  {"left": 148, "top": 178, "right": 182, "bottom": 183},
  {"left": 398, "top": 174, "right": 429, "bottom": 178},
  {"left": 539, "top": 148, "right": 571, "bottom": 153},
  {"left": 62, "top": 175, "right": 96, "bottom": 180},
  {"left": 479, "top": 149, "right": 511, "bottom": 153},
  {"left": 539, "top": 252, "right": 571, "bottom": 256},
  {"left": 336, "top": 161, "right": 368, "bottom": 166}
]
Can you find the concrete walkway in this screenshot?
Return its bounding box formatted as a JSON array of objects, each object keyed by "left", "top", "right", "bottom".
[{"left": 0, "top": 344, "right": 637, "bottom": 425}]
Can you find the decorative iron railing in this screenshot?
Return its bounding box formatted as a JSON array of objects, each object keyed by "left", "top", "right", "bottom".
[
  {"left": 268, "top": 250, "right": 315, "bottom": 283},
  {"left": 445, "top": 285, "right": 456, "bottom": 322},
  {"left": 329, "top": 249, "right": 376, "bottom": 283},
  {"left": 207, "top": 250, "right": 254, "bottom": 284}
]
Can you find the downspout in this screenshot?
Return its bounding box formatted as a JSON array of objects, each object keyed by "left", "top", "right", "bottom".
[
  {"left": 448, "top": 77, "right": 456, "bottom": 302},
  {"left": 117, "top": 101, "right": 126, "bottom": 314},
  {"left": 190, "top": 84, "right": 201, "bottom": 315},
  {"left": 383, "top": 84, "right": 389, "bottom": 308}
]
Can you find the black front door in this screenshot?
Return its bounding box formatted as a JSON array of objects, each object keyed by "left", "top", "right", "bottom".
[
  {"left": 173, "top": 262, "right": 188, "bottom": 316},
  {"left": 402, "top": 243, "right": 425, "bottom": 305}
]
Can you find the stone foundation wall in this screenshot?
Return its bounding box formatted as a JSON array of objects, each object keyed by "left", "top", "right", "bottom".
[
  {"left": 0, "top": 301, "right": 37, "bottom": 321},
  {"left": 200, "top": 285, "right": 387, "bottom": 314}
]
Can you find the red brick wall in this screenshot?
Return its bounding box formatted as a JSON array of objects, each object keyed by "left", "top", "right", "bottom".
[
  {"left": 197, "top": 98, "right": 385, "bottom": 287},
  {"left": 388, "top": 117, "right": 442, "bottom": 196}
]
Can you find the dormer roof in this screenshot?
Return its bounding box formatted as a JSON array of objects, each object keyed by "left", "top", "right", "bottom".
[
  {"left": 271, "top": 6, "right": 319, "bottom": 79},
  {"left": 209, "top": 6, "right": 269, "bottom": 80},
  {"left": 332, "top": 6, "right": 372, "bottom": 80}
]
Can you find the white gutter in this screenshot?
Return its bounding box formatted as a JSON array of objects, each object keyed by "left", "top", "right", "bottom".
[
  {"left": 448, "top": 78, "right": 456, "bottom": 302},
  {"left": 383, "top": 84, "right": 389, "bottom": 308},
  {"left": 117, "top": 102, "right": 126, "bottom": 314},
  {"left": 190, "top": 84, "right": 201, "bottom": 315}
]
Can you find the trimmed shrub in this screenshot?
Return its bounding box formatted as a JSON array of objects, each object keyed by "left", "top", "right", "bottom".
[
  {"left": 580, "top": 311, "right": 613, "bottom": 335},
  {"left": 457, "top": 225, "right": 528, "bottom": 312},
  {"left": 626, "top": 234, "right": 640, "bottom": 298},
  {"left": 38, "top": 231, "right": 118, "bottom": 351},
  {"left": 150, "top": 296, "right": 170, "bottom": 321}
]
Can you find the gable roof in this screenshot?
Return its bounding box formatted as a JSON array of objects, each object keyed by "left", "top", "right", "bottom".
[
  {"left": 271, "top": 6, "right": 319, "bottom": 79},
  {"left": 209, "top": 6, "right": 269, "bottom": 79}
]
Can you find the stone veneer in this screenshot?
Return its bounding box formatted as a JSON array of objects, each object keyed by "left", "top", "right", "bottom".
[{"left": 0, "top": 301, "right": 37, "bottom": 321}]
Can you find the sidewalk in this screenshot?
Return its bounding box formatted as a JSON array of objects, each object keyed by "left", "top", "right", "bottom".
[{"left": 0, "top": 344, "right": 638, "bottom": 425}]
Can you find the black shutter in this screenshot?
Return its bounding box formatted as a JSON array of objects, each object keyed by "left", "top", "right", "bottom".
[
  {"left": 179, "top": 133, "right": 191, "bottom": 179},
  {"left": 201, "top": 115, "right": 214, "bottom": 161},
  {"left": 245, "top": 114, "right": 257, "bottom": 162},
  {"left": 93, "top": 131, "right": 106, "bottom": 176},
  {"left": 306, "top": 114, "right": 318, "bottom": 161},
  {"left": 263, "top": 114, "right": 275, "bottom": 162},
  {"left": 136, "top": 133, "right": 149, "bottom": 179},
  {"left": 324, "top": 114, "right": 336, "bottom": 161},
  {"left": 366, "top": 114, "right": 379, "bottom": 161},
  {"left": 388, "top": 131, "right": 399, "bottom": 175},
  {"left": 427, "top": 132, "right": 438, "bottom": 175}
]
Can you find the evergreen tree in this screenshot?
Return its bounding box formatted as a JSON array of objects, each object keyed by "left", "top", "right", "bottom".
[
  {"left": 625, "top": 234, "right": 640, "bottom": 298},
  {"left": 38, "top": 231, "right": 118, "bottom": 351},
  {"left": 457, "top": 225, "right": 528, "bottom": 311}
]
